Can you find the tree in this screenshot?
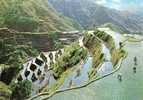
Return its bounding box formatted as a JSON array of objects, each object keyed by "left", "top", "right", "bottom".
[
  {"left": 1, "top": 0, "right": 39, "bottom": 32},
  {"left": 11, "top": 80, "right": 32, "bottom": 100}
]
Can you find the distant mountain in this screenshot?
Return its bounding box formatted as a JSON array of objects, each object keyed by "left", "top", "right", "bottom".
[
  {"left": 0, "top": 0, "right": 82, "bottom": 32},
  {"left": 49, "top": 0, "right": 143, "bottom": 33}
]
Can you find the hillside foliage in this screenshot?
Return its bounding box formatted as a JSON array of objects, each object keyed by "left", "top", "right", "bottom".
[{"left": 0, "top": 0, "right": 82, "bottom": 32}]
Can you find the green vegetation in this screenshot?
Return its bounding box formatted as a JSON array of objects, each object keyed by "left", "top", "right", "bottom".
[
  {"left": 11, "top": 80, "right": 32, "bottom": 100},
  {"left": 94, "top": 29, "right": 125, "bottom": 66},
  {"left": 100, "top": 23, "right": 124, "bottom": 34},
  {"left": 0, "top": 82, "right": 12, "bottom": 100},
  {"left": 83, "top": 31, "right": 104, "bottom": 79},
  {"left": 83, "top": 29, "right": 126, "bottom": 79},
  {"left": 43, "top": 68, "right": 72, "bottom": 94},
  {"left": 48, "top": 32, "right": 64, "bottom": 49},
  {"left": 127, "top": 36, "right": 142, "bottom": 42},
  {"left": 111, "top": 49, "right": 126, "bottom": 66},
  {"left": 0, "top": 0, "right": 39, "bottom": 32},
  {"left": 0, "top": 29, "right": 39, "bottom": 99},
  {"left": 36, "top": 42, "right": 87, "bottom": 98},
  {"left": 2, "top": 7, "right": 38, "bottom": 32},
  {"left": 54, "top": 41, "right": 64, "bottom": 50},
  {"left": 0, "top": 37, "right": 39, "bottom": 84},
  {"left": 0, "top": 1, "right": 127, "bottom": 99},
  {"left": 94, "top": 29, "right": 115, "bottom": 50},
  {"left": 52, "top": 42, "right": 87, "bottom": 79},
  {"left": 88, "top": 67, "right": 98, "bottom": 79},
  {"left": 83, "top": 32, "right": 101, "bottom": 79},
  {"left": 0, "top": 0, "right": 82, "bottom": 32}
]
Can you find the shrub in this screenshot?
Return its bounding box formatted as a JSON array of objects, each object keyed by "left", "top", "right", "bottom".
[
  {"left": 0, "top": 37, "right": 39, "bottom": 85},
  {"left": 16, "top": 16, "right": 39, "bottom": 32},
  {"left": 11, "top": 80, "right": 32, "bottom": 100},
  {"left": 0, "top": 66, "right": 19, "bottom": 85},
  {"left": 52, "top": 42, "right": 88, "bottom": 78},
  {"left": 4, "top": 15, "right": 39, "bottom": 32},
  {"left": 54, "top": 41, "right": 64, "bottom": 50},
  {"left": 0, "top": 81, "right": 12, "bottom": 100},
  {"left": 48, "top": 32, "right": 64, "bottom": 49},
  {"left": 1, "top": 1, "right": 39, "bottom": 32}
]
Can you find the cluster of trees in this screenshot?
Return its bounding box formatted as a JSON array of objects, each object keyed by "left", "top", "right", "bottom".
[
  {"left": 0, "top": 32, "right": 39, "bottom": 99},
  {"left": 52, "top": 42, "right": 87, "bottom": 79},
  {"left": 48, "top": 32, "right": 64, "bottom": 50},
  {"left": 94, "top": 30, "right": 115, "bottom": 50},
  {"left": 11, "top": 80, "right": 32, "bottom": 100},
  {"left": 0, "top": 0, "right": 39, "bottom": 32}
]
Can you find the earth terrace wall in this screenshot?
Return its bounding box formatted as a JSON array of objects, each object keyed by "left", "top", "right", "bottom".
[{"left": 94, "top": 30, "right": 125, "bottom": 66}]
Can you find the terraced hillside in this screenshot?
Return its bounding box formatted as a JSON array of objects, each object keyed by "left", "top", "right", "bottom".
[
  {"left": 28, "top": 28, "right": 125, "bottom": 100},
  {"left": 48, "top": 36, "right": 143, "bottom": 100},
  {"left": 0, "top": 29, "right": 40, "bottom": 100}
]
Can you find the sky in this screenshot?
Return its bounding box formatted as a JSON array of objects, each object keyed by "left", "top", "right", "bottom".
[{"left": 95, "top": 0, "right": 143, "bottom": 14}]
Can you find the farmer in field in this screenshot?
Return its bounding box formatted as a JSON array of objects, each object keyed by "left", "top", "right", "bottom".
[
  {"left": 133, "top": 57, "right": 137, "bottom": 73},
  {"left": 134, "top": 56, "right": 137, "bottom": 66},
  {"left": 117, "top": 73, "right": 122, "bottom": 82},
  {"left": 133, "top": 67, "right": 136, "bottom": 73}
]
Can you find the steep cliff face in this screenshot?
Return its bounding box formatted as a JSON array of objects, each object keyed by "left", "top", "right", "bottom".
[{"left": 0, "top": 0, "right": 82, "bottom": 32}]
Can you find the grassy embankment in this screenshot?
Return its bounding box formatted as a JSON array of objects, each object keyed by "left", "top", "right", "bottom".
[
  {"left": 39, "top": 42, "right": 88, "bottom": 95},
  {"left": 125, "top": 35, "right": 143, "bottom": 42},
  {"left": 83, "top": 29, "right": 126, "bottom": 79},
  {"left": 0, "top": 0, "right": 82, "bottom": 99},
  {"left": 0, "top": 81, "right": 12, "bottom": 100},
  {"left": 94, "top": 30, "right": 125, "bottom": 66},
  {"left": 83, "top": 31, "right": 103, "bottom": 79}
]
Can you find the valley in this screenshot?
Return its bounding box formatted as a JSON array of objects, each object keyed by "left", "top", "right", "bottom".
[
  {"left": 47, "top": 39, "right": 143, "bottom": 100},
  {"left": 0, "top": 0, "right": 143, "bottom": 100}
]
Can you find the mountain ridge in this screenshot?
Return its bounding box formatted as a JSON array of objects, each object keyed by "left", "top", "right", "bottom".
[{"left": 49, "top": 0, "right": 143, "bottom": 33}]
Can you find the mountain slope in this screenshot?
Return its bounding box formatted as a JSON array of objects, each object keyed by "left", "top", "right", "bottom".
[
  {"left": 49, "top": 0, "right": 143, "bottom": 33},
  {"left": 0, "top": 0, "right": 82, "bottom": 32}
]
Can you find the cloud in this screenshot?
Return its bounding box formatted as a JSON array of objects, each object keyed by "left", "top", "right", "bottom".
[
  {"left": 124, "top": 5, "right": 143, "bottom": 13},
  {"left": 122, "top": 1, "right": 143, "bottom": 13},
  {"left": 96, "top": 0, "right": 107, "bottom": 5},
  {"left": 95, "top": 0, "right": 120, "bottom": 5},
  {"left": 112, "top": 0, "right": 120, "bottom": 3},
  {"left": 95, "top": 0, "right": 121, "bottom": 10},
  {"left": 94, "top": 0, "right": 143, "bottom": 14}
]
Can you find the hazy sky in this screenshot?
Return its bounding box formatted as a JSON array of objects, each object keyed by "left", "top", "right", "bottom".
[{"left": 95, "top": 0, "right": 143, "bottom": 13}]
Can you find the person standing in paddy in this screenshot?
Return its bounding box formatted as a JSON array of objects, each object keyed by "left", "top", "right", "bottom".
[{"left": 133, "top": 57, "right": 137, "bottom": 73}]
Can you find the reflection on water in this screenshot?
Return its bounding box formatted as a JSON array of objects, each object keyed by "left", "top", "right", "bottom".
[
  {"left": 30, "top": 30, "right": 125, "bottom": 97},
  {"left": 60, "top": 43, "right": 114, "bottom": 90},
  {"left": 32, "top": 70, "right": 56, "bottom": 96},
  {"left": 98, "top": 28, "right": 123, "bottom": 48},
  {"left": 31, "top": 33, "right": 118, "bottom": 94},
  {"left": 97, "top": 62, "right": 113, "bottom": 76},
  {"left": 102, "top": 44, "right": 111, "bottom": 61},
  {"left": 60, "top": 56, "right": 92, "bottom": 90},
  {"left": 97, "top": 43, "right": 113, "bottom": 77}
]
